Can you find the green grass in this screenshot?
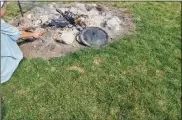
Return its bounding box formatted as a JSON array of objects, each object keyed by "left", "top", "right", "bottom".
[
  {"left": 2, "top": 2, "right": 19, "bottom": 20},
  {"left": 2, "top": 2, "right": 181, "bottom": 120}
]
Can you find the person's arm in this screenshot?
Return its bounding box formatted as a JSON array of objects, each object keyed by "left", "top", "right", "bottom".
[
  {"left": 18, "top": 29, "right": 47, "bottom": 40},
  {"left": 19, "top": 31, "right": 42, "bottom": 39},
  {"left": 1, "top": 17, "right": 46, "bottom": 40}
]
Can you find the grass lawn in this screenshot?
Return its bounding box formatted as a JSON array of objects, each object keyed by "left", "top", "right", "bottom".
[{"left": 1, "top": 2, "right": 181, "bottom": 120}]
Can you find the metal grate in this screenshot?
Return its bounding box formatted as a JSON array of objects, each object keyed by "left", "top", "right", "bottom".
[{"left": 17, "top": 0, "right": 38, "bottom": 16}]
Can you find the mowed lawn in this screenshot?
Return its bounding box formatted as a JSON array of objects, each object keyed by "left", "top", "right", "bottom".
[{"left": 2, "top": 2, "right": 181, "bottom": 120}]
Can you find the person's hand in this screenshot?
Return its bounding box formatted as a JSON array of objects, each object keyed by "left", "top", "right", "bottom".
[
  {"left": 33, "top": 30, "right": 47, "bottom": 38},
  {"left": 32, "top": 32, "right": 42, "bottom": 38}
]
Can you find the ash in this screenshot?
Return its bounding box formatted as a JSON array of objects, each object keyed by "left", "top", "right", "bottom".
[{"left": 11, "top": 3, "right": 134, "bottom": 59}]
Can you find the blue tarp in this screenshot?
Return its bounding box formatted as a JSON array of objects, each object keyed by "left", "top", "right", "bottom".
[{"left": 1, "top": 19, "right": 23, "bottom": 83}]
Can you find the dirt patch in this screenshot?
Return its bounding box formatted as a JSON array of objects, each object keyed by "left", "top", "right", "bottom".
[
  {"left": 68, "top": 66, "right": 85, "bottom": 73},
  {"left": 155, "top": 70, "right": 165, "bottom": 79},
  {"left": 16, "top": 90, "right": 26, "bottom": 95},
  {"left": 10, "top": 2, "right": 135, "bottom": 59},
  {"left": 93, "top": 57, "right": 103, "bottom": 65}
]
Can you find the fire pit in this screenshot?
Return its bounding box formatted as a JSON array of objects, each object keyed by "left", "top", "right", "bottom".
[{"left": 10, "top": 2, "right": 135, "bottom": 59}]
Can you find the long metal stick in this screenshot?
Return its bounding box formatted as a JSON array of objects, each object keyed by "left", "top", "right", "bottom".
[{"left": 17, "top": 0, "right": 23, "bottom": 17}]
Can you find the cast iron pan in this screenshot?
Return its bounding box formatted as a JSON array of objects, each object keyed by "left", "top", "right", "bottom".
[{"left": 77, "top": 27, "right": 108, "bottom": 47}]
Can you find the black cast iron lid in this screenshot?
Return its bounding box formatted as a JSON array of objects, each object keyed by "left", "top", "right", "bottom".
[{"left": 78, "top": 27, "right": 108, "bottom": 47}]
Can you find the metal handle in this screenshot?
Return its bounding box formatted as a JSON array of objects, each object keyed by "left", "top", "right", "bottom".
[{"left": 17, "top": 0, "right": 24, "bottom": 17}]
